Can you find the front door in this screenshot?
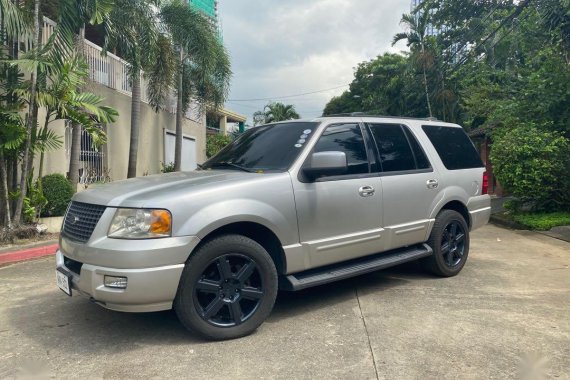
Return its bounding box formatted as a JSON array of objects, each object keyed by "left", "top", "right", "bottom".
[{"left": 292, "top": 123, "right": 383, "bottom": 269}]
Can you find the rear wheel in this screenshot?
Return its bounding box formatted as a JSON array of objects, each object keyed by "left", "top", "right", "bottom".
[
  {"left": 424, "top": 209, "right": 470, "bottom": 277},
  {"left": 175, "top": 234, "right": 278, "bottom": 340}
]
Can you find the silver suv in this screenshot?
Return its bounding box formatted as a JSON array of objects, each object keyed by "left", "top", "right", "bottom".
[{"left": 56, "top": 116, "right": 491, "bottom": 340}]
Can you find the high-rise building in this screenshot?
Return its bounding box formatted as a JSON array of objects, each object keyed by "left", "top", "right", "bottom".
[
  {"left": 189, "top": 0, "right": 219, "bottom": 28},
  {"left": 188, "top": 0, "right": 222, "bottom": 40},
  {"left": 410, "top": 0, "right": 438, "bottom": 36}
]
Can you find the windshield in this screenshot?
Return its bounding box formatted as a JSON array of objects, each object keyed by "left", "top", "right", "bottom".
[{"left": 202, "top": 122, "right": 320, "bottom": 172}]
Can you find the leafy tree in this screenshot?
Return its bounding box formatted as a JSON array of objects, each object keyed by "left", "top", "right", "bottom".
[
  {"left": 252, "top": 110, "right": 266, "bottom": 126},
  {"left": 262, "top": 102, "right": 300, "bottom": 122},
  {"left": 322, "top": 53, "right": 425, "bottom": 117},
  {"left": 156, "top": 1, "right": 231, "bottom": 172}
]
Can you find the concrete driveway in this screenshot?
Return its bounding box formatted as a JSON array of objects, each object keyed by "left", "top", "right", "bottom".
[{"left": 1, "top": 225, "right": 568, "bottom": 379}]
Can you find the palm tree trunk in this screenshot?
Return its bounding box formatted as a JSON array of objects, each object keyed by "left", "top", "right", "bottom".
[
  {"left": 13, "top": 0, "right": 40, "bottom": 225},
  {"left": 127, "top": 69, "right": 142, "bottom": 178},
  {"left": 68, "top": 122, "right": 82, "bottom": 191},
  {"left": 421, "top": 43, "right": 433, "bottom": 118},
  {"left": 37, "top": 115, "right": 51, "bottom": 181},
  {"left": 68, "top": 26, "right": 86, "bottom": 191},
  {"left": 0, "top": 149, "right": 12, "bottom": 228},
  {"left": 174, "top": 47, "right": 184, "bottom": 172},
  {"left": 422, "top": 65, "right": 433, "bottom": 118}
]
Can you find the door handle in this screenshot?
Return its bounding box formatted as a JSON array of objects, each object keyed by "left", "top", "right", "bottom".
[
  {"left": 426, "top": 179, "right": 439, "bottom": 189},
  {"left": 359, "top": 186, "right": 375, "bottom": 197}
]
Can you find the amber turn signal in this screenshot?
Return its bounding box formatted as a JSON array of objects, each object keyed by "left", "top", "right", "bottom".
[{"left": 150, "top": 210, "right": 172, "bottom": 234}]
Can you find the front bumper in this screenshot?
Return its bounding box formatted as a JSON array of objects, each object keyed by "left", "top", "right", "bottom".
[
  {"left": 56, "top": 235, "right": 201, "bottom": 312},
  {"left": 56, "top": 251, "right": 184, "bottom": 312}
]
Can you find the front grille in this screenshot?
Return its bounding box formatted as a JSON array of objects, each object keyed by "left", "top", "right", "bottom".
[
  {"left": 62, "top": 201, "right": 106, "bottom": 243},
  {"left": 64, "top": 256, "right": 83, "bottom": 275}
]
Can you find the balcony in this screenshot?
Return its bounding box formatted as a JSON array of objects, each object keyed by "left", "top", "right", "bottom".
[{"left": 38, "top": 17, "right": 202, "bottom": 122}]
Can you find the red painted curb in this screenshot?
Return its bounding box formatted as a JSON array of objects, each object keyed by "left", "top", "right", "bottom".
[{"left": 0, "top": 244, "right": 59, "bottom": 265}]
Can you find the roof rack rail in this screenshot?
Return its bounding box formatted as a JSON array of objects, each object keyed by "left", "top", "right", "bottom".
[{"left": 322, "top": 112, "right": 440, "bottom": 121}]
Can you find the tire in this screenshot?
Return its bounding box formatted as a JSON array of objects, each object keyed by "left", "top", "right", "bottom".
[
  {"left": 424, "top": 209, "right": 470, "bottom": 277},
  {"left": 174, "top": 234, "right": 278, "bottom": 340}
]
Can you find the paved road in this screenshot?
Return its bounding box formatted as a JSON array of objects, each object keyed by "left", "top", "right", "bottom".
[{"left": 1, "top": 225, "right": 568, "bottom": 379}]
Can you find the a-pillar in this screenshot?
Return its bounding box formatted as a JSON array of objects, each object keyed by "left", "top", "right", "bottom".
[{"left": 219, "top": 115, "right": 228, "bottom": 135}]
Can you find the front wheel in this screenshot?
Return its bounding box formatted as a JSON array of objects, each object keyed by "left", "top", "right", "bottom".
[
  {"left": 175, "top": 234, "right": 278, "bottom": 340},
  {"left": 424, "top": 209, "right": 470, "bottom": 277}
]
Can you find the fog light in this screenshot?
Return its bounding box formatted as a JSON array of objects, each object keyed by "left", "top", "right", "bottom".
[{"left": 104, "top": 275, "right": 128, "bottom": 289}]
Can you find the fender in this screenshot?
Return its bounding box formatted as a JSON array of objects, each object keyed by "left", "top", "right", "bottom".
[{"left": 178, "top": 198, "right": 298, "bottom": 245}]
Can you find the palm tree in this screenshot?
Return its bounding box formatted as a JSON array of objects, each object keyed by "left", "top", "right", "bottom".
[
  {"left": 393, "top": 11, "right": 434, "bottom": 117},
  {"left": 0, "top": 112, "right": 25, "bottom": 228},
  {"left": 0, "top": 0, "right": 29, "bottom": 227},
  {"left": 9, "top": 0, "right": 41, "bottom": 226},
  {"left": 35, "top": 53, "right": 118, "bottom": 180},
  {"left": 157, "top": 1, "right": 231, "bottom": 172},
  {"left": 263, "top": 102, "right": 301, "bottom": 122},
  {"left": 55, "top": 0, "right": 116, "bottom": 190},
  {"left": 1, "top": 0, "right": 115, "bottom": 225},
  {"left": 103, "top": 0, "right": 161, "bottom": 178}
]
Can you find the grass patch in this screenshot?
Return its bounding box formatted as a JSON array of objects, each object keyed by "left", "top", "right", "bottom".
[{"left": 511, "top": 212, "right": 570, "bottom": 230}]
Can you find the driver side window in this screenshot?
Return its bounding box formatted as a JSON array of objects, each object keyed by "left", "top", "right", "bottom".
[{"left": 313, "top": 123, "right": 369, "bottom": 176}]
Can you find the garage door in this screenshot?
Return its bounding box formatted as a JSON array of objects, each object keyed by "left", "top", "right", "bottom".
[{"left": 164, "top": 131, "right": 197, "bottom": 171}]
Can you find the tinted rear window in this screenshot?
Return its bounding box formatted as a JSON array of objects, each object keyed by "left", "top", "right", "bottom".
[{"left": 422, "top": 125, "right": 484, "bottom": 170}]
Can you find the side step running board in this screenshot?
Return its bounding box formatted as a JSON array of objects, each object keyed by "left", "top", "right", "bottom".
[{"left": 279, "top": 244, "right": 433, "bottom": 291}]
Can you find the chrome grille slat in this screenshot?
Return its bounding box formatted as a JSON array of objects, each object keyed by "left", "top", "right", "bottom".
[{"left": 62, "top": 201, "right": 106, "bottom": 243}]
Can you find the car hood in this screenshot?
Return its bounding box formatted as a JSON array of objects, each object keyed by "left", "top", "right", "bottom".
[{"left": 72, "top": 170, "right": 266, "bottom": 208}]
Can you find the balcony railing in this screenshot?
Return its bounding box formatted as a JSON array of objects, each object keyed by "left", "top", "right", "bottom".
[{"left": 38, "top": 17, "right": 200, "bottom": 122}]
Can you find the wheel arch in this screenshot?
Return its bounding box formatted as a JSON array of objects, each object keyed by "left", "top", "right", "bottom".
[
  {"left": 193, "top": 221, "right": 287, "bottom": 275},
  {"left": 437, "top": 200, "right": 471, "bottom": 229}
]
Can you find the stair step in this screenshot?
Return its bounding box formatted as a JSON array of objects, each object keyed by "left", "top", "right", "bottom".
[{"left": 280, "top": 244, "right": 433, "bottom": 291}]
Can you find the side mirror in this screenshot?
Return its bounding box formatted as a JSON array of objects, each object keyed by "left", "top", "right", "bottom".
[{"left": 302, "top": 151, "right": 348, "bottom": 181}]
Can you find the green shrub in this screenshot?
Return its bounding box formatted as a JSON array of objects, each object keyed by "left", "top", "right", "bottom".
[
  {"left": 40, "top": 173, "right": 74, "bottom": 217},
  {"left": 512, "top": 212, "right": 570, "bottom": 230},
  {"left": 490, "top": 126, "right": 570, "bottom": 211},
  {"left": 206, "top": 134, "right": 233, "bottom": 158},
  {"left": 161, "top": 161, "right": 176, "bottom": 173}
]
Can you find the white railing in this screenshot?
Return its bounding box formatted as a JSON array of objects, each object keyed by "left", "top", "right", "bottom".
[
  {"left": 42, "top": 17, "right": 56, "bottom": 46},
  {"left": 38, "top": 17, "right": 201, "bottom": 121}
]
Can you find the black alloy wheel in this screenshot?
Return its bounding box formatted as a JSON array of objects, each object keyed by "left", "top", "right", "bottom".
[
  {"left": 424, "top": 209, "right": 470, "bottom": 277},
  {"left": 440, "top": 221, "right": 466, "bottom": 268},
  {"left": 193, "top": 254, "right": 264, "bottom": 327},
  {"left": 175, "top": 234, "right": 278, "bottom": 340}
]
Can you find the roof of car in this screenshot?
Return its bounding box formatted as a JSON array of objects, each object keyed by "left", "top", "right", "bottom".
[
  {"left": 261, "top": 115, "right": 460, "bottom": 128},
  {"left": 316, "top": 112, "right": 440, "bottom": 121}
]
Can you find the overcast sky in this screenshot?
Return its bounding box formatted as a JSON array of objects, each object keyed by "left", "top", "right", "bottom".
[{"left": 218, "top": 0, "right": 411, "bottom": 124}]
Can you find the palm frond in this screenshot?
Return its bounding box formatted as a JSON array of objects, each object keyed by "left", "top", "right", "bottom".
[
  {"left": 33, "top": 128, "right": 63, "bottom": 152},
  {"left": 0, "top": 0, "right": 31, "bottom": 38}
]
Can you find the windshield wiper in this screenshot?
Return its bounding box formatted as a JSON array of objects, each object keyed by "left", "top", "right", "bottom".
[{"left": 208, "top": 162, "right": 255, "bottom": 173}]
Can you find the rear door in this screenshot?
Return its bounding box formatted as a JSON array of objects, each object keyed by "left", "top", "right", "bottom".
[
  {"left": 292, "top": 122, "right": 384, "bottom": 268},
  {"left": 367, "top": 123, "right": 441, "bottom": 248}
]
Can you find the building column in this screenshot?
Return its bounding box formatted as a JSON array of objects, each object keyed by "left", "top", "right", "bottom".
[{"left": 219, "top": 115, "right": 228, "bottom": 136}]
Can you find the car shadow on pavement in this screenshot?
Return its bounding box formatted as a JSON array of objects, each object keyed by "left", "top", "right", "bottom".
[
  {"left": 270, "top": 260, "right": 429, "bottom": 323},
  {"left": 5, "top": 260, "right": 431, "bottom": 352}
]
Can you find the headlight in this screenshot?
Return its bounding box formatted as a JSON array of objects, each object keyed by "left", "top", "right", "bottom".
[{"left": 108, "top": 208, "right": 172, "bottom": 239}]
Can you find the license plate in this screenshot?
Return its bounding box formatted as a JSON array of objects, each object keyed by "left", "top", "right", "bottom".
[{"left": 56, "top": 269, "right": 72, "bottom": 296}]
